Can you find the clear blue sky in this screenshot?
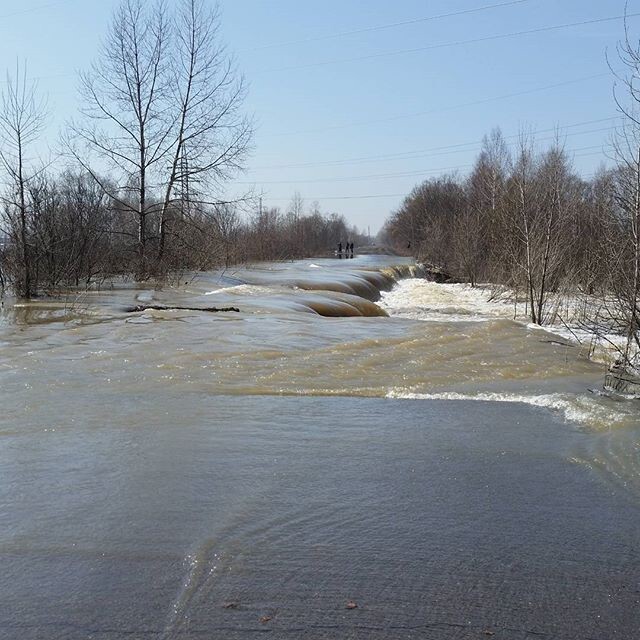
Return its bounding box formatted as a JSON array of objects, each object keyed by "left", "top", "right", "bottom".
[{"left": 0, "top": 0, "right": 639, "bottom": 233}]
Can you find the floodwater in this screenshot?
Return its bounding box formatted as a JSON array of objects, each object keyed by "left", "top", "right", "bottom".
[{"left": 0, "top": 255, "right": 639, "bottom": 639}]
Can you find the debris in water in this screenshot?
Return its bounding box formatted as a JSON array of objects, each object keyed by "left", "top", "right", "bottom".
[
  {"left": 126, "top": 303, "right": 240, "bottom": 313},
  {"left": 259, "top": 614, "right": 273, "bottom": 624},
  {"left": 222, "top": 601, "right": 238, "bottom": 609},
  {"left": 345, "top": 600, "right": 358, "bottom": 610}
]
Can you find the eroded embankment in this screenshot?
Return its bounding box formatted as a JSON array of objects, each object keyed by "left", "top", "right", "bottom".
[
  {"left": 191, "top": 260, "right": 427, "bottom": 317},
  {"left": 0, "top": 258, "right": 424, "bottom": 325}
]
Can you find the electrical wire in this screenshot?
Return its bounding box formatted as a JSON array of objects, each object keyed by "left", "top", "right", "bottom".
[
  {"left": 244, "top": 0, "right": 532, "bottom": 51},
  {"left": 248, "top": 117, "right": 623, "bottom": 171},
  {"left": 267, "top": 72, "right": 612, "bottom": 137},
  {"left": 0, "top": 0, "right": 72, "bottom": 21},
  {"left": 256, "top": 13, "right": 640, "bottom": 74},
  {"left": 237, "top": 144, "right": 608, "bottom": 186}
]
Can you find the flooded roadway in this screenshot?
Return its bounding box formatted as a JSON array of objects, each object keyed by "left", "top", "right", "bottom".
[{"left": 0, "top": 255, "right": 639, "bottom": 638}]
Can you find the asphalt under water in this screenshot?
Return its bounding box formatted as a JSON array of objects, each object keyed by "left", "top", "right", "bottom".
[{"left": 0, "top": 255, "right": 639, "bottom": 638}]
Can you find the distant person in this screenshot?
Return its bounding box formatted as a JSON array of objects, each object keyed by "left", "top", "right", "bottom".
[
  {"left": 337, "top": 242, "right": 343, "bottom": 259},
  {"left": 350, "top": 242, "right": 354, "bottom": 258}
]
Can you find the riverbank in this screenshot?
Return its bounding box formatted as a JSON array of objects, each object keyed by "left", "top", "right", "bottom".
[{"left": 380, "top": 279, "right": 630, "bottom": 369}]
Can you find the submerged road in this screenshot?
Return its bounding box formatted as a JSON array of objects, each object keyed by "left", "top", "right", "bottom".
[{"left": 1, "top": 395, "right": 638, "bottom": 639}]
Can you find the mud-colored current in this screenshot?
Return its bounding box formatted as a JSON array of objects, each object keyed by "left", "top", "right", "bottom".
[{"left": 0, "top": 255, "right": 639, "bottom": 638}]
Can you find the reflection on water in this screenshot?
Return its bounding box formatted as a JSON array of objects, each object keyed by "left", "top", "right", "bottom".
[{"left": 0, "top": 255, "right": 639, "bottom": 638}]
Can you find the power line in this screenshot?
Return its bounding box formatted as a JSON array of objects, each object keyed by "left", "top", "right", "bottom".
[
  {"left": 256, "top": 13, "right": 640, "bottom": 74},
  {"left": 0, "top": 0, "right": 72, "bottom": 21},
  {"left": 249, "top": 117, "right": 623, "bottom": 171},
  {"left": 242, "top": 136, "right": 620, "bottom": 204},
  {"left": 263, "top": 193, "right": 410, "bottom": 202},
  {"left": 267, "top": 72, "right": 612, "bottom": 138},
  {"left": 245, "top": 0, "right": 532, "bottom": 51},
  {"left": 260, "top": 154, "right": 614, "bottom": 203},
  {"left": 237, "top": 144, "right": 608, "bottom": 186},
  {"left": 240, "top": 164, "right": 475, "bottom": 186},
  {"left": 0, "top": 72, "right": 71, "bottom": 85}
]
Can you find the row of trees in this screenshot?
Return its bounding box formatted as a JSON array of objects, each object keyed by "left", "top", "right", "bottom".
[
  {"left": 0, "top": 0, "right": 348, "bottom": 297},
  {"left": 382, "top": 21, "right": 640, "bottom": 371},
  {"left": 381, "top": 137, "right": 640, "bottom": 362},
  {"left": 246, "top": 196, "right": 366, "bottom": 263},
  {"left": 382, "top": 132, "right": 613, "bottom": 321},
  {"left": 0, "top": 166, "right": 362, "bottom": 293}
]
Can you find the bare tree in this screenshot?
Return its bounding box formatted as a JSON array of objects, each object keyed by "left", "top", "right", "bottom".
[
  {"left": 573, "top": 168, "right": 614, "bottom": 295},
  {"left": 504, "top": 133, "right": 556, "bottom": 324},
  {"left": 70, "top": 0, "right": 170, "bottom": 274},
  {"left": 607, "top": 11, "right": 640, "bottom": 370},
  {"left": 457, "top": 133, "right": 510, "bottom": 287},
  {"left": 472, "top": 129, "right": 510, "bottom": 283},
  {"left": 70, "top": 0, "right": 251, "bottom": 276},
  {"left": 0, "top": 62, "right": 47, "bottom": 297},
  {"left": 286, "top": 191, "right": 305, "bottom": 257},
  {"left": 157, "top": 0, "right": 252, "bottom": 263},
  {"left": 531, "top": 142, "right": 576, "bottom": 323},
  {"left": 210, "top": 202, "right": 240, "bottom": 267}
]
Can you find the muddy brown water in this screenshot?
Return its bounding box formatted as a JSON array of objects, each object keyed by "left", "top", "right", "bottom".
[{"left": 0, "top": 255, "right": 639, "bottom": 639}]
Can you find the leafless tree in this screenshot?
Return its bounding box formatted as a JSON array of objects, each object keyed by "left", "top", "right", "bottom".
[
  {"left": 607, "top": 10, "right": 640, "bottom": 369},
  {"left": 531, "top": 142, "right": 576, "bottom": 323},
  {"left": 157, "top": 0, "right": 252, "bottom": 263},
  {"left": 210, "top": 202, "right": 241, "bottom": 267},
  {"left": 0, "top": 62, "right": 47, "bottom": 297},
  {"left": 69, "top": 0, "right": 251, "bottom": 277},
  {"left": 457, "top": 131, "right": 509, "bottom": 286},
  {"left": 286, "top": 191, "right": 305, "bottom": 257},
  {"left": 471, "top": 129, "right": 510, "bottom": 283},
  {"left": 572, "top": 168, "right": 614, "bottom": 295},
  {"left": 69, "top": 0, "right": 169, "bottom": 275}
]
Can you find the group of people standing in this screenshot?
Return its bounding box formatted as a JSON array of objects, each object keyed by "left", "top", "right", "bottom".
[{"left": 337, "top": 242, "right": 355, "bottom": 259}]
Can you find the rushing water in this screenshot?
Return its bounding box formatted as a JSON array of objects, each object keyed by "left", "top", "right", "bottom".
[{"left": 1, "top": 255, "right": 639, "bottom": 638}]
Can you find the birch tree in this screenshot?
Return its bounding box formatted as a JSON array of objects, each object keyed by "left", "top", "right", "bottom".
[
  {"left": 286, "top": 191, "right": 305, "bottom": 257},
  {"left": 531, "top": 143, "right": 576, "bottom": 324},
  {"left": 460, "top": 129, "right": 509, "bottom": 286},
  {"left": 505, "top": 135, "right": 540, "bottom": 322}
]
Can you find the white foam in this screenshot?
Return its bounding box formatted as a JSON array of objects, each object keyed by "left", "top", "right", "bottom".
[
  {"left": 386, "top": 389, "right": 627, "bottom": 428},
  {"left": 381, "top": 279, "right": 627, "bottom": 366},
  {"left": 379, "top": 280, "right": 516, "bottom": 322},
  {"left": 204, "top": 284, "right": 265, "bottom": 296}
]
